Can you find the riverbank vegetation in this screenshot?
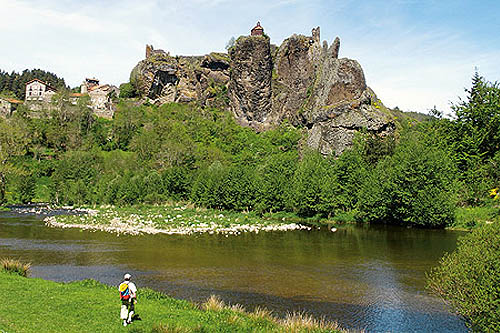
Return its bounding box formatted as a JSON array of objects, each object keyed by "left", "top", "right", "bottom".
[
  {"left": 427, "top": 221, "right": 500, "bottom": 331},
  {"left": 0, "top": 269, "right": 342, "bottom": 332},
  {"left": 0, "top": 73, "right": 499, "bottom": 230}
]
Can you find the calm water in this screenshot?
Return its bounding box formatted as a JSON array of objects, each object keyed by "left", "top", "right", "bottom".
[{"left": 0, "top": 209, "right": 468, "bottom": 332}]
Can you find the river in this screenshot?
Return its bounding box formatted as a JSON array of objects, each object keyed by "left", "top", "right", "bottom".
[{"left": 0, "top": 208, "right": 468, "bottom": 332}]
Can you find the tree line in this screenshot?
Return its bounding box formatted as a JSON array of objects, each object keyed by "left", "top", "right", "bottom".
[
  {"left": 0, "top": 73, "right": 499, "bottom": 229},
  {"left": 0, "top": 69, "right": 67, "bottom": 100}
]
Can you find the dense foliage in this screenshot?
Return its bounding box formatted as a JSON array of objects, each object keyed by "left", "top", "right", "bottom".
[
  {"left": 427, "top": 222, "right": 500, "bottom": 331},
  {"left": 0, "top": 69, "right": 67, "bottom": 100},
  {"left": 1, "top": 73, "right": 499, "bottom": 229}
]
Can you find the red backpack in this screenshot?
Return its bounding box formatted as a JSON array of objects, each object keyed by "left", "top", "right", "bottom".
[{"left": 119, "top": 282, "right": 130, "bottom": 300}]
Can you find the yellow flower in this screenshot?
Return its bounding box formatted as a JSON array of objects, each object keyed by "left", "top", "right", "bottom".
[{"left": 490, "top": 188, "right": 499, "bottom": 200}]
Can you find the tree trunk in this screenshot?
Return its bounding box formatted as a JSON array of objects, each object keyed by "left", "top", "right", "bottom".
[{"left": 0, "top": 172, "right": 6, "bottom": 205}]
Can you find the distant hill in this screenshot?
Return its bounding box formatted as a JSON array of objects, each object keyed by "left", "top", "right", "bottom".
[
  {"left": 0, "top": 69, "right": 67, "bottom": 100},
  {"left": 389, "top": 107, "right": 433, "bottom": 124}
]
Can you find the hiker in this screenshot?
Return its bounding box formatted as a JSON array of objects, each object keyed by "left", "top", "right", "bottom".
[{"left": 119, "top": 273, "right": 137, "bottom": 326}]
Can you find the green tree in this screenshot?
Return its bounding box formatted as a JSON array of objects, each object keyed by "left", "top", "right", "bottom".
[
  {"left": 453, "top": 73, "right": 500, "bottom": 163},
  {"left": 257, "top": 151, "right": 298, "bottom": 213},
  {"left": 0, "top": 119, "right": 30, "bottom": 204},
  {"left": 359, "top": 130, "right": 457, "bottom": 227},
  {"left": 291, "top": 151, "right": 337, "bottom": 217}
]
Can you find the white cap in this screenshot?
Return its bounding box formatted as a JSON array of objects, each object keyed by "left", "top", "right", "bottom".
[{"left": 124, "top": 273, "right": 131, "bottom": 280}]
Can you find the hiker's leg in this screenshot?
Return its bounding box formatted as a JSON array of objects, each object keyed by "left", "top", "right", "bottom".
[
  {"left": 120, "top": 303, "right": 129, "bottom": 320},
  {"left": 127, "top": 301, "right": 135, "bottom": 323}
]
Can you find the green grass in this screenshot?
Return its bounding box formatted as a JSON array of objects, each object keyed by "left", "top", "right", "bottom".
[
  {"left": 451, "top": 205, "right": 500, "bottom": 230},
  {"left": 0, "top": 271, "right": 341, "bottom": 332}
]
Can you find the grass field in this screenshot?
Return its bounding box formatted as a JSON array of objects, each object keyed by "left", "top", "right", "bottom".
[{"left": 0, "top": 271, "right": 342, "bottom": 333}]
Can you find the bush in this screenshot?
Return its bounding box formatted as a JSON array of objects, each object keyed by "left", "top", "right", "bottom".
[
  {"left": 51, "top": 150, "right": 103, "bottom": 205},
  {"left": 359, "top": 131, "right": 458, "bottom": 227},
  {"left": 427, "top": 222, "right": 500, "bottom": 331},
  {"left": 119, "top": 82, "right": 137, "bottom": 98},
  {"left": 290, "top": 151, "right": 338, "bottom": 217},
  {"left": 256, "top": 151, "right": 298, "bottom": 213}
]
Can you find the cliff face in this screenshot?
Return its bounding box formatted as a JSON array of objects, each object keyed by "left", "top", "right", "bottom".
[
  {"left": 130, "top": 29, "right": 395, "bottom": 155},
  {"left": 228, "top": 36, "right": 273, "bottom": 128}
]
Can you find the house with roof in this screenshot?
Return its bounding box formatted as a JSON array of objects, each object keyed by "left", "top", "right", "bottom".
[
  {"left": 0, "top": 97, "right": 23, "bottom": 117},
  {"left": 77, "top": 78, "right": 119, "bottom": 118},
  {"left": 25, "top": 79, "right": 57, "bottom": 102}
]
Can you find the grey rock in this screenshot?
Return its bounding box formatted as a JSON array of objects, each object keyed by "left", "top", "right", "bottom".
[{"left": 228, "top": 35, "right": 273, "bottom": 129}]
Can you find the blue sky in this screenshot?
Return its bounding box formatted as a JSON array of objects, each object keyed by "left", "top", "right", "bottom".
[{"left": 1, "top": 0, "right": 499, "bottom": 113}]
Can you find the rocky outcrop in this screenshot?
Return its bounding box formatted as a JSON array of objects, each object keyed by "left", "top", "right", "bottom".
[
  {"left": 130, "top": 46, "right": 230, "bottom": 107},
  {"left": 130, "top": 28, "right": 395, "bottom": 155},
  {"left": 228, "top": 36, "right": 273, "bottom": 129}
]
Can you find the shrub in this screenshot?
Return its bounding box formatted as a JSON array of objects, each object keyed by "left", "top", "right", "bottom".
[
  {"left": 427, "top": 222, "right": 500, "bottom": 331},
  {"left": 290, "top": 151, "right": 338, "bottom": 217},
  {"left": 359, "top": 131, "right": 458, "bottom": 227},
  {"left": 119, "top": 82, "right": 137, "bottom": 98},
  {"left": 256, "top": 151, "right": 298, "bottom": 213}
]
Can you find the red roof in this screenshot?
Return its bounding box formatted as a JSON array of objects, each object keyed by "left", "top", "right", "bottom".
[
  {"left": 252, "top": 22, "right": 264, "bottom": 31},
  {"left": 1, "top": 97, "right": 23, "bottom": 104},
  {"left": 70, "top": 93, "right": 85, "bottom": 97}
]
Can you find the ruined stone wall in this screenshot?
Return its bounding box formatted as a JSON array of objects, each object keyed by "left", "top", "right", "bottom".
[{"left": 0, "top": 99, "right": 12, "bottom": 117}]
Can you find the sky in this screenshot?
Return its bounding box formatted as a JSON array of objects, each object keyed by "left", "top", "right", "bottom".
[{"left": 1, "top": 0, "right": 499, "bottom": 114}]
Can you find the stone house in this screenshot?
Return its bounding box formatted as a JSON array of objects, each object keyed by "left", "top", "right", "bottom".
[
  {"left": 25, "top": 79, "right": 57, "bottom": 102},
  {"left": 75, "top": 78, "right": 119, "bottom": 118},
  {"left": 0, "top": 97, "right": 23, "bottom": 117},
  {"left": 80, "top": 78, "right": 99, "bottom": 94},
  {"left": 251, "top": 22, "right": 264, "bottom": 36}
]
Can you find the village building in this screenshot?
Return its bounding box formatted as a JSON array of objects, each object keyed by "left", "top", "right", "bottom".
[
  {"left": 0, "top": 97, "right": 23, "bottom": 117},
  {"left": 251, "top": 22, "right": 264, "bottom": 36},
  {"left": 77, "top": 78, "right": 119, "bottom": 118},
  {"left": 80, "top": 78, "right": 100, "bottom": 94},
  {"left": 25, "top": 79, "right": 57, "bottom": 103},
  {"left": 22, "top": 77, "right": 118, "bottom": 119}
]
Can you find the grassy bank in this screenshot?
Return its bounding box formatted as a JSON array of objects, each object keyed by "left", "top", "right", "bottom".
[
  {"left": 44, "top": 203, "right": 314, "bottom": 235},
  {"left": 0, "top": 270, "right": 342, "bottom": 333},
  {"left": 449, "top": 205, "right": 500, "bottom": 230}
]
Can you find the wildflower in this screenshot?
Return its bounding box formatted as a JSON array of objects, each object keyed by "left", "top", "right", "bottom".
[{"left": 490, "top": 187, "right": 499, "bottom": 200}]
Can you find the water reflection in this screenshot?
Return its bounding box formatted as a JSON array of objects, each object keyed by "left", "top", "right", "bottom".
[{"left": 0, "top": 213, "right": 467, "bottom": 332}]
